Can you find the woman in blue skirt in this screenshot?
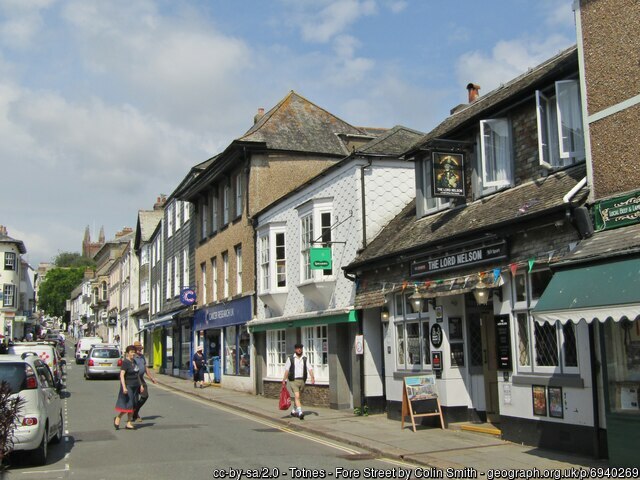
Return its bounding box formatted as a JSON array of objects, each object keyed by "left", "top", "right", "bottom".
[{"left": 114, "top": 345, "right": 144, "bottom": 430}]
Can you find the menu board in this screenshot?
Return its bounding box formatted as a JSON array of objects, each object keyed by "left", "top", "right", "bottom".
[{"left": 495, "top": 315, "right": 512, "bottom": 370}]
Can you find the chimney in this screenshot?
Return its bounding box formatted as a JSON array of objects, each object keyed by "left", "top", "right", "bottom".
[
  {"left": 467, "top": 83, "right": 481, "bottom": 103},
  {"left": 153, "top": 194, "right": 167, "bottom": 210},
  {"left": 253, "top": 107, "right": 265, "bottom": 124},
  {"left": 0, "top": 225, "right": 6, "bottom": 236}
]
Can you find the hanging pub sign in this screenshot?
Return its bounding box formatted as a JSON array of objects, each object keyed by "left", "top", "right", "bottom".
[
  {"left": 594, "top": 190, "right": 640, "bottom": 231},
  {"left": 310, "top": 247, "right": 332, "bottom": 270},
  {"left": 411, "top": 240, "right": 507, "bottom": 277},
  {"left": 432, "top": 152, "right": 465, "bottom": 198}
]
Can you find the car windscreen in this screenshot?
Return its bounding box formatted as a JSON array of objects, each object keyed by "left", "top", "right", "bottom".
[
  {"left": 0, "top": 363, "right": 27, "bottom": 393},
  {"left": 91, "top": 349, "right": 120, "bottom": 359}
]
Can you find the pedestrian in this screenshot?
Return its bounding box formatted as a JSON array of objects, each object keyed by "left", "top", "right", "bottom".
[
  {"left": 114, "top": 345, "right": 144, "bottom": 430},
  {"left": 192, "top": 345, "right": 206, "bottom": 388},
  {"left": 282, "top": 343, "right": 315, "bottom": 420},
  {"left": 132, "top": 340, "right": 157, "bottom": 423}
]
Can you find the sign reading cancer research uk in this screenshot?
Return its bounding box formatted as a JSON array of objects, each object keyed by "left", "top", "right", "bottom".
[
  {"left": 411, "top": 241, "right": 507, "bottom": 277},
  {"left": 432, "top": 152, "right": 465, "bottom": 198},
  {"left": 594, "top": 190, "right": 640, "bottom": 231},
  {"left": 310, "top": 248, "right": 332, "bottom": 270},
  {"left": 180, "top": 288, "right": 197, "bottom": 306}
]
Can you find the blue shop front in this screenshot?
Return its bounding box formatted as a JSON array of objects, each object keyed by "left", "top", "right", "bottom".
[{"left": 193, "top": 295, "right": 253, "bottom": 393}]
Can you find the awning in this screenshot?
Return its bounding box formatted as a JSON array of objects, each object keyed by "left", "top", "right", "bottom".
[
  {"left": 533, "top": 257, "right": 640, "bottom": 324},
  {"left": 141, "top": 312, "right": 176, "bottom": 331},
  {"left": 249, "top": 309, "right": 357, "bottom": 333}
]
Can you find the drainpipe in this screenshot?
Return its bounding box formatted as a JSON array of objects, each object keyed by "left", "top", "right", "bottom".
[
  {"left": 360, "top": 158, "right": 373, "bottom": 249},
  {"left": 563, "top": 177, "right": 587, "bottom": 204}
]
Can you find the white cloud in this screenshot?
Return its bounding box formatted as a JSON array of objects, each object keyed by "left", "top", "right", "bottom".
[
  {"left": 455, "top": 35, "right": 574, "bottom": 98},
  {"left": 0, "top": 0, "right": 56, "bottom": 49},
  {"left": 384, "top": 0, "right": 407, "bottom": 14},
  {"left": 541, "top": 0, "right": 575, "bottom": 29},
  {"left": 292, "top": 0, "right": 377, "bottom": 44}
]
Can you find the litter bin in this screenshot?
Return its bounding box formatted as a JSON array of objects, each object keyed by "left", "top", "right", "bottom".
[{"left": 213, "top": 356, "right": 221, "bottom": 383}]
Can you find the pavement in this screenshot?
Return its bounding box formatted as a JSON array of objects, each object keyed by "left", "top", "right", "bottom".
[{"left": 154, "top": 373, "right": 609, "bottom": 475}]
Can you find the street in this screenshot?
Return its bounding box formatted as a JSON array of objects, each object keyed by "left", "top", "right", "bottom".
[{"left": 4, "top": 360, "right": 410, "bottom": 480}]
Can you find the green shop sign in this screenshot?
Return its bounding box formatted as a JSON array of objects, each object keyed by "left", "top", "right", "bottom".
[
  {"left": 594, "top": 190, "right": 640, "bottom": 231},
  {"left": 310, "top": 247, "right": 332, "bottom": 270}
]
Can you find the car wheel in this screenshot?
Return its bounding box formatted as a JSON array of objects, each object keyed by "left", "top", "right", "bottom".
[
  {"left": 51, "top": 412, "right": 63, "bottom": 444},
  {"left": 31, "top": 425, "right": 48, "bottom": 466}
]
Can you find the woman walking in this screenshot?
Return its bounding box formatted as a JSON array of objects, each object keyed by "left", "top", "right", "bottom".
[
  {"left": 114, "top": 345, "right": 145, "bottom": 430},
  {"left": 192, "top": 345, "right": 206, "bottom": 388}
]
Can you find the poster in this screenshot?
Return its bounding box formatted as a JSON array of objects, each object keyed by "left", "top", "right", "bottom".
[
  {"left": 548, "top": 386, "right": 563, "bottom": 418},
  {"left": 620, "top": 385, "right": 639, "bottom": 410},
  {"left": 354, "top": 335, "right": 364, "bottom": 355},
  {"left": 404, "top": 375, "right": 438, "bottom": 401},
  {"left": 532, "top": 385, "right": 547, "bottom": 416}
]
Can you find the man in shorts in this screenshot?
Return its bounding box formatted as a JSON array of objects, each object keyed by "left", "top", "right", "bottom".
[{"left": 282, "top": 343, "right": 315, "bottom": 420}]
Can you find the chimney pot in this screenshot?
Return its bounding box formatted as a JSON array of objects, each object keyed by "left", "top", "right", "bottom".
[
  {"left": 467, "top": 83, "right": 481, "bottom": 103},
  {"left": 254, "top": 107, "right": 265, "bottom": 124}
]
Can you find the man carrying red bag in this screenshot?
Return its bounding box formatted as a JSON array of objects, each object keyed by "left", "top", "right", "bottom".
[{"left": 282, "top": 343, "right": 315, "bottom": 420}]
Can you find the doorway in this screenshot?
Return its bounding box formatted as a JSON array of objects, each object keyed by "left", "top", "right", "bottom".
[{"left": 480, "top": 312, "right": 500, "bottom": 423}]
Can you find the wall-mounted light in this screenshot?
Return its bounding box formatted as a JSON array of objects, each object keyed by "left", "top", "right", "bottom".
[
  {"left": 409, "top": 292, "right": 428, "bottom": 313},
  {"left": 381, "top": 306, "right": 390, "bottom": 322},
  {"left": 473, "top": 288, "right": 490, "bottom": 306}
]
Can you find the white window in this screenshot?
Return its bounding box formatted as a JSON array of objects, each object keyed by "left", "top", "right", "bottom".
[
  {"left": 222, "top": 252, "right": 229, "bottom": 298},
  {"left": 513, "top": 269, "right": 578, "bottom": 374},
  {"left": 175, "top": 200, "right": 181, "bottom": 231},
  {"left": 210, "top": 191, "right": 218, "bottom": 233},
  {"left": 393, "top": 293, "right": 431, "bottom": 370},
  {"left": 200, "top": 262, "right": 207, "bottom": 305},
  {"left": 302, "top": 325, "right": 328, "bottom": 382},
  {"left": 140, "top": 245, "right": 149, "bottom": 266},
  {"left": 536, "top": 80, "right": 585, "bottom": 169},
  {"left": 258, "top": 228, "right": 287, "bottom": 294},
  {"left": 183, "top": 201, "right": 190, "bottom": 221},
  {"left": 266, "top": 329, "right": 287, "bottom": 378},
  {"left": 183, "top": 249, "right": 189, "bottom": 289},
  {"left": 235, "top": 174, "right": 243, "bottom": 218},
  {"left": 480, "top": 118, "right": 512, "bottom": 188},
  {"left": 4, "top": 252, "right": 16, "bottom": 270},
  {"left": 235, "top": 245, "right": 242, "bottom": 294},
  {"left": 223, "top": 185, "right": 230, "bottom": 225},
  {"left": 167, "top": 203, "right": 174, "bottom": 237},
  {"left": 140, "top": 279, "right": 149, "bottom": 305},
  {"left": 416, "top": 157, "right": 450, "bottom": 217},
  {"left": 151, "top": 242, "right": 155, "bottom": 266},
  {"left": 211, "top": 257, "right": 218, "bottom": 302},
  {"left": 259, "top": 235, "right": 270, "bottom": 292},
  {"left": 201, "top": 198, "right": 209, "bottom": 240},
  {"left": 3, "top": 284, "right": 15, "bottom": 307},
  {"left": 166, "top": 260, "right": 172, "bottom": 299},
  {"left": 174, "top": 256, "right": 179, "bottom": 297},
  {"left": 300, "top": 214, "right": 313, "bottom": 281}
]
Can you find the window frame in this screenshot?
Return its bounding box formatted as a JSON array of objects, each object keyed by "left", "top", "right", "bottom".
[
  {"left": 266, "top": 329, "right": 287, "bottom": 379},
  {"left": 211, "top": 257, "right": 218, "bottom": 302},
  {"left": 235, "top": 174, "right": 243, "bottom": 218},
  {"left": 2, "top": 284, "right": 15, "bottom": 307},
  {"left": 479, "top": 118, "right": 513, "bottom": 189},
  {"left": 296, "top": 198, "right": 334, "bottom": 284},
  {"left": 222, "top": 252, "right": 229, "bottom": 298},
  {"left": 235, "top": 245, "right": 242, "bottom": 294},
  {"left": 302, "top": 325, "right": 329, "bottom": 383},
  {"left": 258, "top": 225, "right": 287, "bottom": 294},
  {"left": 200, "top": 262, "right": 207, "bottom": 305},
  {"left": 4, "top": 252, "right": 16, "bottom": 271},
  {"left": 200, "top": 197, "right": 209, "bottom": 241},
  {"left": 416, "top": 157, "right": 451, "bottom": 218},
  {"left": 392, "top": 293, "right": 431, "bottom": 371},
  {"left": 223, "top": 184, "right": 230, "bottom": 225},
  {"left": 173, "top": 256, "right": 180, "bottom": 297},
  {"left": 167, "top": 203, "right": 174, "bottom": 238}
]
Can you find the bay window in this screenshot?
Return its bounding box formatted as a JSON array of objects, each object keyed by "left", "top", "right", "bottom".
[{"left": 258, "top": 227, "right": 287, "bottom": 293}]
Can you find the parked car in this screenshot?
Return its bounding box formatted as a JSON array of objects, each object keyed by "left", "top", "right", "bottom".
[
  {"left": 75, "top": 336, "right": 103, "bottom": 364},
  {"left": 8, "top": 342, "right": 65, "bottom": 386},
  {"left": 0, "top": 353, "right": 64, "bottom": 465},
  {"left": 84, "top": 344, "right": 122, "bottom": 379},
  {"left": 43, "top": 334, "right": 65, "bottom": 357}
]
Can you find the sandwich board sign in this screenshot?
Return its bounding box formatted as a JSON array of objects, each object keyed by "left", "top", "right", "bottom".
[{"left": 401, "top": 374, "right": 445, "bottom": 431}]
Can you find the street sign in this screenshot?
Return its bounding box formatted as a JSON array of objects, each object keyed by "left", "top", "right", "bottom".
[{"left": 310, "top": 248, "right": 332, "bottom": 270}]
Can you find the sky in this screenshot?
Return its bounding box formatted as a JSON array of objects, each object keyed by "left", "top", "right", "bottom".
[{"left": 0, "top": 0, "right": 578, "bottom": 268}]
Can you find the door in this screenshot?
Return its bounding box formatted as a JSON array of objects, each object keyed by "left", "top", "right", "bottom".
[{"left": 481, "top": 313, "right": 500, "bottom": 423}]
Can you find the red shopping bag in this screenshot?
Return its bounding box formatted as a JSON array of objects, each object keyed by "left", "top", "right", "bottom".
[{"left": 279, "top": 382, "right": 291, "bottom": 410}]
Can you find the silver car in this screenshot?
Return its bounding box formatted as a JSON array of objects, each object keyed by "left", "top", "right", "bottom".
[{"left": 83, "top": 344, "right": 122, "bottom": 379}]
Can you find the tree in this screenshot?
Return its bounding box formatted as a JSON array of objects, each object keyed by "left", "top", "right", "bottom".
[
  {"left": 54, "top": 252, "right": 96, "bottom": 268},
  {"left": 38, "top": 268, "right": 85, "bottom": 317}
]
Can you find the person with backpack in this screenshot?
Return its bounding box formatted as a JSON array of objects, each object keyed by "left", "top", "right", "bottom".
[{"left": 282, "top": 343, "right": 315, "bottom": 420}]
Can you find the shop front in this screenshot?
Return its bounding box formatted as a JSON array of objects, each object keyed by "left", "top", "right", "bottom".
[
  {"left": 193, "top": 295, "right": 253, "bottom": 392},
  {"left": 533, "top": 228, "right": 640, "bottom": 466},
  {"left": 249, "top": 309, "right": 358, "bottom": 410}
]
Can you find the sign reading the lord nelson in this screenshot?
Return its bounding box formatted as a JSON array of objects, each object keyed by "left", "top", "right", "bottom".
[
  {"left": 411, "top": 241, "right": 507, "bottom": 277},
  {"left": 432, "top": 152, "right": 465, "bottom": 198}
]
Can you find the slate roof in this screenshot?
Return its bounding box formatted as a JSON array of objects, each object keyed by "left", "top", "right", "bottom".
[
  {"left": 238, "top": 90, "right": 366, "bottom": 156},
  {"left": 356, "top": 125, "right": 424, "bottom": 156},
  {"left": 554, "top": 222, "right": 640, "bottom": 266},
  {"left": 348, "top": 164, "right": 588, "bottom": 270},
  {"left": 138, "top": 210, "right": 163, "bottom": 243},
  {"left": 0, "top": 232, "right": 26, "bottom": 254},
  {"left": 406, "top": 45, "right": 578, "bottom": 154}
]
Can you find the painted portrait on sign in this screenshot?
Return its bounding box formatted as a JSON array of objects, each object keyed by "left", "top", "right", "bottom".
[{"left": 432, "top": 152, "right": 465, "bottom": 198}]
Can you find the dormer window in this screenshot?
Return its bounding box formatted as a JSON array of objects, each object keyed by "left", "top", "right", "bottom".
[
  {"left": 480, "top": 118, "right": 513, "bottom": 188},
  {"left": 536, "top": 79, "right": 585, "bottom": 168}
]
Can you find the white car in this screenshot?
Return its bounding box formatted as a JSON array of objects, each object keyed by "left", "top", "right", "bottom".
[
  {"left": 75, "top": 336, "right": 103, "bottom": 364},
  {"left": 0, "top": 353, "right": 64, "bottom": 465},
  {"left": 8, "top": 342, "right": 65, "bottom": 386}
]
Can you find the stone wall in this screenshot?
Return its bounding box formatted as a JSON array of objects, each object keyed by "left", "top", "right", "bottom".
[{"left": 263, "top": 380, "right": 330, "bottom": 408}]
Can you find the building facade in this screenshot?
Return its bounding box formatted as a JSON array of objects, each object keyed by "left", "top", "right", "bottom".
[{"left": 0, "top": 225, "right": 30, "bottom": 341}]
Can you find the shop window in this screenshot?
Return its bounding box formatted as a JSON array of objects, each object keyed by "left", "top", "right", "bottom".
[
  {"left": 181, "top": 324, "right": 191, "bottom": 371},
  {"left": 238, "top": 328, "right": 250, "bottom": 376},
  {"left": 396, "top": 323, "right": 406, "bottom": 369},
  {"left": 604, "top": 320, "right": 640, "bottom": 414},
  {"left": 406, "top": 322, "right": 421, "bottom": 368},
  {"left": 5, "top": 252, "right": 16, "bottom": 270},
  {"left": 302, "top": 325, "right": 328, "bottom": 382},
  {"left": 224, "top": 325, "right": 250, "bottom": 377},
  {"left": 517, "top": 312, "right": 531, "bottom": 367},
  {"left": 266, "top": 329, "right": 286, "bottom": 378},
  {"left": 393, "top": 293, "right": 431, "bottom": 371},
  {"left": 225, "top": 325, "right": 237, "bottom": 375},
  {"left": 534, "top": 322, "right": 559, "bottom": 367},
  {"left": 563, "top": 323, "right": 578, "bottom": 367}
]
